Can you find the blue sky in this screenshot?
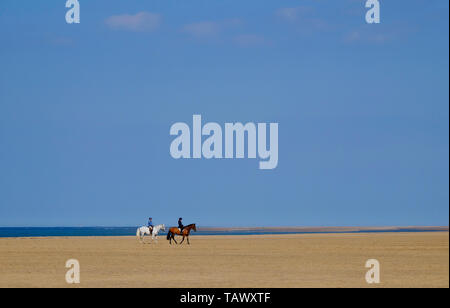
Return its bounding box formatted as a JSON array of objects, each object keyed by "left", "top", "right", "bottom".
[{"left": 0, "top": 0, "right": 448, "bottom": 227}]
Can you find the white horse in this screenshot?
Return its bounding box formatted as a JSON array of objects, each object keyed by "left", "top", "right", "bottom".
[{"left": 136, "top": 224, "right": 165, "bottom": 243}]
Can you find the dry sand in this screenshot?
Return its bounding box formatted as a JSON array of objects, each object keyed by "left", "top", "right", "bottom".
[{"left": 0, "top": 232, "right": 448, "bottom": 288}]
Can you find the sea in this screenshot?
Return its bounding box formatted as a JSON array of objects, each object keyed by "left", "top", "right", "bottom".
[{"left": 0, "top": 227, "right": 445, "bottom": 238}]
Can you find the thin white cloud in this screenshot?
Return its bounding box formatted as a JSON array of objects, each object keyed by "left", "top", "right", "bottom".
[
  {"left": 105, "top": 12, "right": 161, "bottom": 32},
  {"left": 275, "top": 6, "right": 332, "bottom": 35},
  {"left": 181, "top": 19, "right": 242, "bottom": 38},
  {"left": 344, "top": 31, "right": 362, "bottom": 42},
  {"left": 233, "top": 34, "right": 267, "bottom": 47},
  {"left": 275, "top": 7, "right": 311, "bottom": 22},
  {"left": 50, "top": 37, "right": 74, "bottom": 47},
  {"left": 182, "top": 21, "right": 220, "bottom": 38},
  {"left": 343, "top": 26, "right": 397, "bottom": 44}
]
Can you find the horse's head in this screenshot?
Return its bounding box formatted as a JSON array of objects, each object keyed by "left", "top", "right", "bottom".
[
  {"left": 161, "top": 224, "right": 166, "bottom": 231},
  {"left": 193, "top": 224, "right": 197, "bottom": 232}
]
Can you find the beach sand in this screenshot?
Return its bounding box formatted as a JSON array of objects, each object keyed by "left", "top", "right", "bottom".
[{"left": 0, "top": 232, "right": 448, "bottom": 288}]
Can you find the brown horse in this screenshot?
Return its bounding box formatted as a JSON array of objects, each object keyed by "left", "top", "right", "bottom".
[{"left": 166, "top": 224, "right": 197, "bottom": 245}]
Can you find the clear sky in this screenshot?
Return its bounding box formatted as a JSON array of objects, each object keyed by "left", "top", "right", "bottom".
[{"left": 0, "top": 0, "right": 448, "bottom": 227}]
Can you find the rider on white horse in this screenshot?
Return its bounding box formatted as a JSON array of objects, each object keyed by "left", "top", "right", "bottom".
[
  {"left": 137, "top": 223, "right": 165, "bottom": 243},
  {"left": 148, "top": 217, "right": 153, "bottom": 235}
]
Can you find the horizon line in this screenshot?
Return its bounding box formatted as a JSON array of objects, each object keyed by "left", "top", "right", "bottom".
[{"left": 0, "top": 225, "right": 448, "bottom": 230}]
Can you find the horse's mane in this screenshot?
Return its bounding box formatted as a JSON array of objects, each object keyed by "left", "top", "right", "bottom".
[{"left": 185, "top": 223, "right": 196, "bottom": 227}]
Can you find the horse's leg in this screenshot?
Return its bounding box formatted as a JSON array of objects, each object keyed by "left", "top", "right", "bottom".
[
  {"left": 172, "top": 234, "right": 178, "bottom": 244},
  {"left": 180, "top": 235, "right": 185, "bottom": 245},
  {"left": 187, "top": 236, "right": 190, "bottom": 245}
]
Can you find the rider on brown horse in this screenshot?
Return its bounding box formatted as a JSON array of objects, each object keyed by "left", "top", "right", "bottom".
[
  {"left": 178, "top": 217, "right": 184, "bottom": 233},
  {"left": 167, "top": 221, "right": 196, "bottom": 244}
]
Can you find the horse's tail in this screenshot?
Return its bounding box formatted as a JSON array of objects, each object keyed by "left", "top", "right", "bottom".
[{"left": 166, "top": 230, "right": 172, "bottom": 240}]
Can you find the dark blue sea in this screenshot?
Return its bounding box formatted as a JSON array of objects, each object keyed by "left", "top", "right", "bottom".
[{"left": 0, "top": 227, "right": 444, "bottom": 238}]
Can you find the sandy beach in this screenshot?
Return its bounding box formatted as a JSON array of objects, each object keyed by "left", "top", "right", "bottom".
[{"left": 0, "top": 232, "right": 448, "bottom": 288}]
